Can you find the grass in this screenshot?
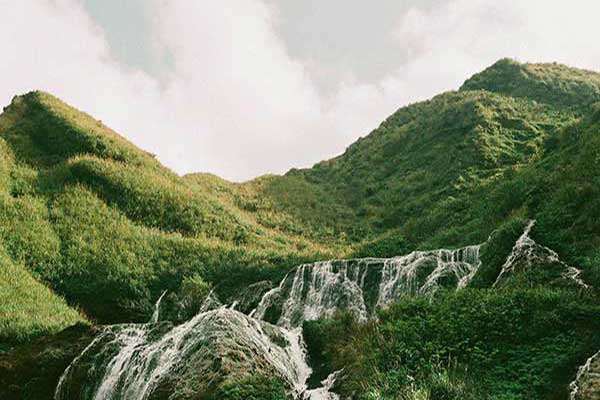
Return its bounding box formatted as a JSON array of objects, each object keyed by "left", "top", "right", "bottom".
[{"left": 0, "top": 249, "right": 84, "bottom": 344}]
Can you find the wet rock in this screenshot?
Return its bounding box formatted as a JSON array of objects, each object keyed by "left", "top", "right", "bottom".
[
  {"left": 494, "top": 220, "right": 589, "bottom": 289},
  {"left": 253, "top": 245, "right": 482, "bottom": 328},
  {"left": 570, "top": 351, "right": 600, "bottom": 400},
  {"left": 0, "top": 323, "right": 96, "bottom": 400},
  {"left": 232, "top": 280, "right": 273, "bottom": 314},
  {"left": 55, "top": 309, "right": 312, "bottom": 400}
]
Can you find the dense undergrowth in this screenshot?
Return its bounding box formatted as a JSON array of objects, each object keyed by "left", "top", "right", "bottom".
[{"left": 304, "top": 289, "right": 600, "bottom": 399}]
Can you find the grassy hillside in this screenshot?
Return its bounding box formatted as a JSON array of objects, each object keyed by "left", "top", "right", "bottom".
[
  {"left": 0, "top": 249, "right": 83, "bottom": 345},
  {"left": 0, "top": 59, "right": 599, "bottom": 400},
  {"left": 0, "top": 91, "right": 339, "bottom": 328},
  {"left": 244, "top": 59, "right": 600, "bottom": 278},
  {"left": 1, "top": 58, "right": 599, "bottom": 334}
]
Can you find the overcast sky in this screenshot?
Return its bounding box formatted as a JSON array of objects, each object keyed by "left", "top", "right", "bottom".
[{"left": 2, "top": 1, "right": 600, "bottom": 181}]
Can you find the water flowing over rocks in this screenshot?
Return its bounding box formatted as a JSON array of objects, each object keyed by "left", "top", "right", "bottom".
[
  {"left": 54, "top": 308, "right": 313, "bottom": 400},
  {"left": 252, "top": 245, "right": 482, "bottom": 328},
  {"left": 53, "top": 221, "right": 591, "bottom": 399},
  {"left": 493, "top": 220, "right": 588, "bottom": 288},
  {"left": 232, "top": 280, "right": 274, "bottom": 314},
  {"left": 54, "top": 245, "right": 482, "bottom": 399},
  {"left": 150, "top": 291, "right": 167, "bottom": 324},
  {"left": 570, "top": 351, "right": 600, "bottom": 400}
]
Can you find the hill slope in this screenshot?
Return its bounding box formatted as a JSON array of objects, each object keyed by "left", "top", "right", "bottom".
[
  {"left": 0, "top": 58, "right": 599, "bottom": 335},
  {"left": 0, "top": 92, "right": 338, "bottom": 329},
  {"left": 242, "top": 59, "right": 600, "bottom": 280},
  {"left": 0, "top": 58, "right": 599, "bottom": 400}
]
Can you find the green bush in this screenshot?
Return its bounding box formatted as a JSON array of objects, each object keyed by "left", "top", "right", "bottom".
[{"left": 305, "top": 289, "right": 600, "bottom": 399}]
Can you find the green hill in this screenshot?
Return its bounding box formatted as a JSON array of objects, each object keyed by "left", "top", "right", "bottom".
[
  {"left": 244, "top": 59, "right": 600, "bottom": 279},
  {"left": 1, "top": 59, "right": 600, "bottom": 332},
  {"left": 0, "top": 60, "right": 599, "bottom": 400},
  {"left": 0, "top": 91, "right": 338, "bottom": 329}
]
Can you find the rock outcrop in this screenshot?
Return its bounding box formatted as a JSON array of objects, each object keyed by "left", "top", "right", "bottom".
[{"left": 570, "top": 351, "right": 600, "bottom": 400}]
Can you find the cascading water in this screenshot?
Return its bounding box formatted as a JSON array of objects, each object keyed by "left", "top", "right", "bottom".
[
  {"left": 55, "top": 243, "right": 483, "bottom": 399},
  {"left": 493, "top": 220, "right": 588, "bottom": 288},
  {"left": 252, "top": 245, "right": 482, "bottom": 328},
  {"left": 59, "top": 222, "right": 588, "bottom": 399},
  {"left": 151, "top": 290, "right": 167, "bottom": 323},
  {"left": 569, "top": 351, "right": 600, "bottom": 400},
  {"left": 55, "top": 308, "right": 317, "bottom": 400}
]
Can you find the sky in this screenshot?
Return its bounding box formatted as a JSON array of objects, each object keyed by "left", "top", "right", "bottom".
[{"left": 1, "top": 1, "right": 600, "bottom": 181}]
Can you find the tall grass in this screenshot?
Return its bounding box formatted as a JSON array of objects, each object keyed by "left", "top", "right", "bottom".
[{"left": 0, "top": 250, "right": 84, "bottom": 343}]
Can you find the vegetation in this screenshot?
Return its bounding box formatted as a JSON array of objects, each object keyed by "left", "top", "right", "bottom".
[
  {"left": 1, "top": 59, "right": 600, "bottom": 398},
  {"left": 304, "top": 289, "right": 600, "bottom": 399},
  {"left": 207, "top": 376, "right": 290, "bottom": 400},
  {"left": 0, "top": 91, "right": 339, "bottom": 325},
  {"left": 0, "top": 249, "right": 84, "bottom": 345}
]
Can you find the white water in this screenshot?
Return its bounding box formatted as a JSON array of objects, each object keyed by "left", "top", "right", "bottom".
[
  {"left": 55, "top": 308, "right": 316, "bottom": 400},
  {"left": 493, "top": 220, "right": 588, "bottom": 288},
  {"left": 253, "top": 245, "right": 482, "bottom": 328},
  {"left": 283, "top": 328, "right": 313, "bottom": 395},
  {"left": 150, "top": 290, "right": 167, "bottom": 323},
  {"left": 304, "top": 371, "right": 342, "bottom": 400},
  {"left": 56, "top": 245, "right": 480, "bottom": 399},
  {"left": 54, "top": 334, "right": 111, "bottom": 400},
  {"left": 569, "top": 351, "right": 600, "bottom": 400},
  {"left": 56, "top": 222, "right": 590, "bottom": 399}
]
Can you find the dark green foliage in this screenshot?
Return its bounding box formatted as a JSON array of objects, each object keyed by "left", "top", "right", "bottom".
[
  {"left": 303, "top": 311, "right": 358, "bottom": 387},
  {"left": 207, "top": 376, "right": 291, "bottom": 400},
  {"left": 470, "top": 217, "right": 527, "bottom": 288},
  {"left": 306, "top": 289, "right": 600, "bottom": 399},
  {"left": 351, "top": 230, "right": 410, "bottom": 258},
  {"left": 362, "top": 365, "right": 480, "bottom": 400},
  {"left": 0, "top": 323, "right": 96, "bottom": 400},
  {"left": 160, "top": 273, "right": 213, "bottom": 322}
]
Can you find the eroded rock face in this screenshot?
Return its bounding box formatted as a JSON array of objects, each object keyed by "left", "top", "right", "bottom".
[
  {"left": 54, "top": 309, "right": 310, "bottom": 400},
  {"left": 570, "top": 351, "right": 600, "bottom": 400},
  {"left": 232, "top": 280, "right": 273, "bottom": 314}
]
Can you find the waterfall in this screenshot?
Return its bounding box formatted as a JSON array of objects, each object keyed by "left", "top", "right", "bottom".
[
  {"left": 253, "top": 244, "right": 482, "bottom": 328},
  {"left": 304, "top": 371, "right": 342, "bottom": 400},
  {"left": 55, "top": 242, "right": 483, "bottom": 399},
  {"left": 150, "top": 290, "right": 167, "bottom": 323},
  {"left": 493, "top": 220, "right": 588, "bottom": 288},
  {"left": 54, "top": 221, "right": 593, "bottom": 399},
  {"left": 569, "top": 351, "right": 600, "bottom": 400},
  {"left": 55, "top": 308, "right": 318, "bottom": 400}
]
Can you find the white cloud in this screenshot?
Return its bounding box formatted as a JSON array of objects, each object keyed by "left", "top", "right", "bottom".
[
  {"left": 151, "top": 0, "right": 325, "bottom": 178},
  {"left": 1, "top": 0, "right": 599, "bottom": 181}
]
